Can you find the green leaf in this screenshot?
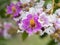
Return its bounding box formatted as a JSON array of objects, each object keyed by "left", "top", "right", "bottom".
[
  {"left": 22, "top": 31, "right": 28, "bottom": 41},
  {"left": 55, "top": 0, "right": 59, "bottom": 3},
  {"left": 37, "top": 0, "right": 40, "bottom": 2},
  {"left": 47, "top": 39, "right": 58, "bottom": 45},
  {"left": 0, "top": 0, "right": 10, "bottom": 11},
  {"left": 0, "top": 8, "right": 6, "bottom": 18},
  {"left": 0, "top": 0, "right": 10, "bottom": 18},
  {"left": 44, "top": 0, "right": 52, "bottom": 7}
]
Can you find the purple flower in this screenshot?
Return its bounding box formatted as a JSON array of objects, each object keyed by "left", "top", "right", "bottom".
[
  {"left": 22, "top": 14, "right": 42, "bottom": 35},
  {"left": 6, "top": 2, "right": 21, "bottom": 17}
]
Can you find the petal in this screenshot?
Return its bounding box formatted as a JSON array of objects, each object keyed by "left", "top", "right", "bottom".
[
  {"left": 26, "top": 28, "right": 33, "bottom": 35},
  {"left": 34, "top": 15, "right": 39, "bottom": 20},
  {"left": 7, "top": 6, "right": 12, "bottom": 14},
  {"left": 13, "top": 11, "right": 19, "bottom": 17},
  {"left": 22, "top": 19, "right": 30, "bottom": 29},
  {"left": 10, "top": 3, "right": 15, "bottom": 7},
  {"left": 27, "top": 14, "right": 32, "bottom": 20},
  {"left": 16, "top": 2, "right": 22, "bottom": 6},
  {"left": 22, "top": 19, "right": 29, "bottom": 25},
  {"left": 35, "top": 20, "right": 42, "bottom": 29}
]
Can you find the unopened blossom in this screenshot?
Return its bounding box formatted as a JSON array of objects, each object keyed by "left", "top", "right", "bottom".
[
  {"left": 7, "top": 2, "right": 21, "bottom": 17},
  {"left": 55, "top": 9, "right": 60, "bottom": 16},
  {"left": 21, "top": 14, "right": 42, "bottom": 35},
  {"left": 35, "top": 0, "right": 45, "bottom": 8},
  {"left": 45, "top": 3, "right": 52, "bottom": 12}
]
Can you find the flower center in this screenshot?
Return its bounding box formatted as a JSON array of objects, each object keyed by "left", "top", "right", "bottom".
[
  {"left": 30, "top": 19, "right": 35, "bottom": 28},
  {"left": 12, "top": 6, "right": 16, "bottom": 13}
]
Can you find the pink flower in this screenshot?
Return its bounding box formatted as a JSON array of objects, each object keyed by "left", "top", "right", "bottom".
[
  {"left": 22, "top": 14, "right": 42, "bottom": 35},
  {"left": 6, "top": 2, "right": 21, "bottom": 17},
  {"left": 3, "top": 22, "right": 12, "bottom": 39}
]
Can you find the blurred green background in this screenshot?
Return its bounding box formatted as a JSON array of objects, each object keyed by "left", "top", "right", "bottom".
[{"left": 0, "top": 34, "right": 52, "bottom": 45}]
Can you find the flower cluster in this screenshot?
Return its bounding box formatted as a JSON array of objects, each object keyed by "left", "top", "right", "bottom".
[{"left": 0, "top": 0, "right": 60, "bottom": 42}]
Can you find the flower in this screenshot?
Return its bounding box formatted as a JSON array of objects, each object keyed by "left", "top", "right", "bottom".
[
  {"left": 54, "top": 18, "right": 60, "bottom": 29},
  {"left": 21, "top": 14, "right": 42, "bottom": 35},
  {"left": 3, "top": 22, "right": 18, "bottom": 39},
  {"left": 38, "top": 12, "right": 50, "bottom": 27},
  {"left": 3, "top": 22, "right": 12, "bottom": 39},
  {"left": 6, "top": 2, "right": 21, "bottom": 17}
]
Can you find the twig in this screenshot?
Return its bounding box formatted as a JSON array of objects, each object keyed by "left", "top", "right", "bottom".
[{"left": 50, "top": 0, "right": 55, "bottom": 14}]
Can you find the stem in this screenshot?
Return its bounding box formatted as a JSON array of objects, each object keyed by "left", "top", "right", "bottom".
[{"left": 51, "top": 0, "right": 55, "bottom": 14}]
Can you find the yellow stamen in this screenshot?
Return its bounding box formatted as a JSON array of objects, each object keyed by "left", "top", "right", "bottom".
[
  {"left": 12, "top": 6, "right": 16, "bottom": 13},
  {"left": 30, "top": 19, "right": 35, "bottom": 27}
]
